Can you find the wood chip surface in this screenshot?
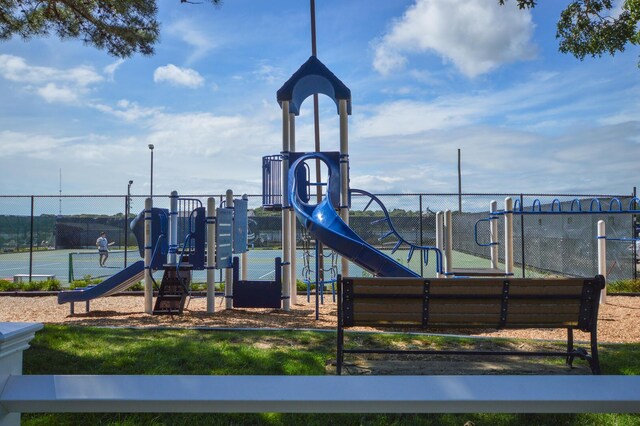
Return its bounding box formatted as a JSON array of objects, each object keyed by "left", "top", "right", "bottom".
[{"left": 1, "top": 293, "right": 638, "bottom": 344}]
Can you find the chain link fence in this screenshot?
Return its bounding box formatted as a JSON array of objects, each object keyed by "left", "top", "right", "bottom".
[{"left": 1, "top": 192, "right": 637, "bottom": 286}]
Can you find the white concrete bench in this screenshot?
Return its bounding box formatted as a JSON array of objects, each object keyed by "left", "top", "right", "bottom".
[
  {"left": 13, "top": 274, "right": 55, "bottom": 283},
  {"left": 2, "top": 375, "right": 640, "bottom": 414},
  {"left": 2, "top": 322, "right": 640, "bottom": 426}
]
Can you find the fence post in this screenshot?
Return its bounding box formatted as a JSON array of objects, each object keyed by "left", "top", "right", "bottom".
[
  {"left": 419, "top": 195, "right": 424, "bottom": 277},
  {"left": 520, "top": 194, "right": 526, "bottom": 278},
  {"left": 504, "top": 197, "right": 514, "bottom": 276},
  {"left": 28, "top": 197, "right": 34, "bottom": 283},
  {"left": 444, "top": 210, "right": 453, "bottom": 277},
  {"left": 435, "top": 211, "right": 444, "bottom": 278},
  {"left": 0, "top": 322, "right": 43, "bottom": 426},
  {"left": 597, "top": 220, "right": 607, "bottom": 304},
  {"left": 633, "top": 186, "right": 637, "bottom": 281}
]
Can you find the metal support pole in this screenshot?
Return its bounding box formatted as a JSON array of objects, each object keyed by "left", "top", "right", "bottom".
[
  {"left": 444, "top": 210, "right": 453, "bottom": 277},
  {"left": 633, "top": 186, "right": 637, "bottom": 281},
  {"left": 339, "top": 99, "right": 350, "bottom": 278},
  {"left": 520, "top": 194, "right": 526, "bottom": 278},
  {"left": 490, "top": 200, "right": 499, "bottom": 270},
  {"left": 124, "top": 195, "right": 128, "bottom": 268},
  {"left": 225, "top": 190, "right": 234, "bottom": 310},
  {"left": 315, "top": 240, "right": 320, "bottom": 320},
  {"left": 169, "top": 191, "right": 178, "bottom": 265},
  {"left": 419, "top": 195, "right": 424, "bottom": 277},
  {"left": 597, "top": 220, "right": 607, "bottom": 304},
  {"left": 289, "top": 113, "right": 297, "bottom": 305},
  {"left": 281, "top": 100, "right": 291, "bottom": 311},
  {"left": 435, "top": 211, "right": 444, "bottom": 278},
  {"left": 457, "top": 148, "right": 462, "bottom": 213},
  {"left": 28, "top": 196, "right": 34, "bottom": 283},
  {"left": 206, "top": 197, "right": 216, "bottom": 313},
  {"left": 241, "top": 194, "right": 249, "bottom": 282},
  {"left": 504, "top": 197, "right": 514, "bottom": 276},
  {"left": 144, "top": 198, "right": 153, "bottom": 314}
]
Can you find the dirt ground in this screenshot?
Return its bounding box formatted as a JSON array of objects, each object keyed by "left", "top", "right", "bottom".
[{"left": 0, "top": 293, "right": 638, "bottom": 344}]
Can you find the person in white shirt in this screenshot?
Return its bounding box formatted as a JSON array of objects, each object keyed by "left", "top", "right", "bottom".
[{"left": 96, "top": 232, "right": 114, "bottom": 267}]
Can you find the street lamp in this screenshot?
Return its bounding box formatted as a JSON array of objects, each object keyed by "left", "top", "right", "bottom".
[
  {"left": 125, "top": 180, "right": 133, "bottom": 267},
  {"left": 148, "top": 144, "right": 154, "bottom": 198}
]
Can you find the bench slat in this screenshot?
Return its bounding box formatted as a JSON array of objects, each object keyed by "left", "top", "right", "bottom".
[{"left": 353, "top": 301, "right": 580, "bottom": 316}]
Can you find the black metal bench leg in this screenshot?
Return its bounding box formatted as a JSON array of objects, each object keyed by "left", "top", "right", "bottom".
[
  {"left": 566, "top": 328, "right": 575, "bottom": 368},
  {"left": 590, "top": 326, "right": 601, "bottom": 375}
]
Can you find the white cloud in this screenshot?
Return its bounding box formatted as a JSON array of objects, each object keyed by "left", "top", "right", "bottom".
[
  {"left": 104, "top": 59, "right": 125, "bottom": 81},
  {"left": 0, "top": 54, "right": 103, "bottom": 103},
  {"left": 90, "top": 99, "right": 163, "bottom": 123},
  {"left": 167, "top": 19, "right": 218, "bottom": 64},
  {"left": 153, "top": 64, "right": 205, "bottom": 88},
  {"left": 0, "top": 54, "right": 103, "bottom": 86},
  {"left": 373, "top": 0, "right": 537, "bottom": 77},
  {"left": 36, "top": 83, "right": 80, "bottom": 104}
]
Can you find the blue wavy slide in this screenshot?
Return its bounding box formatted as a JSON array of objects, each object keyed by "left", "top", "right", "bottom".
[
  {"left": 289, "top": 154, "right": 419, "bottom": 278},
  {"left": 58, "top": 261, "right": 145, "bottom": 305}
]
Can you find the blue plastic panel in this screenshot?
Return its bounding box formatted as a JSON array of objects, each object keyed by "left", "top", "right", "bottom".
[
  {"left": 215, "top": 208, "right": 233, "bottom": 269},
  {"left": 191, "top": 207, "right": 206, "bottom": 269},
  {"left": 233, "top": 199, "right": 248, "bottom": 254}
]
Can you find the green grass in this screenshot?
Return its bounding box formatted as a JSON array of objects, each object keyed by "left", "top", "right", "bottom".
[{"left": 21, "top": 326, "right": 640, "bottom": 426}]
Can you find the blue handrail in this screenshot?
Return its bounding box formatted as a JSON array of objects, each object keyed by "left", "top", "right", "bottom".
[{"left": 474, "top": 217, "right": 499, "bottom": 247}]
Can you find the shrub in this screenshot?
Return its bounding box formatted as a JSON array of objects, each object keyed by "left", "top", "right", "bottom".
[
  {"left": 0, "top": 279, "right": 20, "bottom": 291},
  {"left": 21, "top": 278, "right": 62, "bottom": 291},
  {"left": 608, "top": 279, "right": 640, "bottom": 293},
  {"left": 126, "top": 281, "right": 144, "bottom": 291},
  {"left": 70, "top": 275, "right": 102, "bottom": 289}
]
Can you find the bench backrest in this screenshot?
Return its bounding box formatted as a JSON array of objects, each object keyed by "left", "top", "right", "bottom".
[{"left": 339, "top": 276, "right": 605, "bottom": 332}]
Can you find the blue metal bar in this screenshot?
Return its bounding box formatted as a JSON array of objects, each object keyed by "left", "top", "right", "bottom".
[
  {"left": 570, "top": 199, "right": 582, "bottom": 212},
  {"left": 390, "top": 240, "right": 403, "bottom": 254},
  {"left": 589, "top": 198, "right": 602, "bottom": 212},
  {"left": 350, "top": 188, "right": 444, "bottom": 274},
  {"left": 551, "top": 199, "right": 562, "bottom": 212},
  {"left": 609, "top": 198, "right": 622, "bottom": 212},
  {"left": 513, "top": 198, "right": 521, "bottom": 212},
  {"left": 474, "top": 217, "right": 499, "bottom": 247},
  {"left": 532, "top": 199, "right": 542, "bottom": 212},
  {"left": 379, "top": 230, "right": 395, "bottom": 241}
]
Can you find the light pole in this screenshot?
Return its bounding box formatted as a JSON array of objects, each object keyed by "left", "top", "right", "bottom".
[
  {"left": 148, "top": 144, "right": 154, "bottom": 198},
  {"left": 125, "top": 180, "right": 133, "bottom": 267}
]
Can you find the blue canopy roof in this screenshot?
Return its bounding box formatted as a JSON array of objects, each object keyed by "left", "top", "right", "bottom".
[{"left": 277, "top": 56, "right": 351, "bottom": 116}]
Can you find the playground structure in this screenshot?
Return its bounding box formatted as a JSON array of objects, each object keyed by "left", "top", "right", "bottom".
[
  {"left": 57, "top": 189, "right": 277, "bottom": 314},
  {"left": 263, "top": 56, "right": 445, "bottom": 311}
]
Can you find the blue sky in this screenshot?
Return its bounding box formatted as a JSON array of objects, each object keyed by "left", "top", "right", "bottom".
[{"left": 0, "top": 0, "right": 638, "bottom": 198}]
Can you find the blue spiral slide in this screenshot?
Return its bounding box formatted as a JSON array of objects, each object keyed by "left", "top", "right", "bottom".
[{"left": 289, "top": 154, "right": 419, "bottom": 278}]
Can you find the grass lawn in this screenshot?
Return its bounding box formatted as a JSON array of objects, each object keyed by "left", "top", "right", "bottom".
[{"left": 21, "top": 325, "right": 640, "bottom": 426}]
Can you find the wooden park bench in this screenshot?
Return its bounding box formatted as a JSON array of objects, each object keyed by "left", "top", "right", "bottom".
[{"left": 336, "top": 275, "right": 605, "bottom": 375}]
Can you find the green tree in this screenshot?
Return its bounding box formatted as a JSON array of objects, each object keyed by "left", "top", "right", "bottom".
[
  {"left": 0, "top": 0, "right": 222, "bottom": 58},
  {"left": 500, "top": 0, "right": 640, "bottom": 67}
]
